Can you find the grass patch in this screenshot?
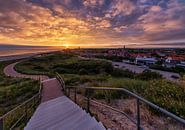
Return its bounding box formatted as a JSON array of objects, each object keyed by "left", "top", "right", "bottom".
[
  {"left": 0, "top": 61, "right": 39, "bottom": 116},
  {"left": 63, "top": 74, "right": 109, "bottom": 86}
]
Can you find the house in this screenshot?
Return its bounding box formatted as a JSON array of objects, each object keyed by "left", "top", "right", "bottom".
[
  {"left": 163, "top": 57, "right": 181, "bottom": 68},
  {"left": 176, "top": 61, "right": 185, "bottom": 69},
  {"left": 135, "top": 56, "right": 157, "bottom": 65}
]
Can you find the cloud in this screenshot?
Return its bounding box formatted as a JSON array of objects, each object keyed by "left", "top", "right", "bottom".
[
  {"left": 98, "top": 20, "right": 111, "bottom": 28},
  {"left": 83, "top": 0, "right": 105, "bottom": 7},
  {"left": 109, "top": 0, "right": 136, "bottom": 16},
  {"left": 0, "top": 0, "right": 185, "bottom": 47},
  {"left": 150, "top": 5, "right": 162, "bottom": 12},
  {"left": 113, "top": 26, "right": 127, "bottom": 33}
]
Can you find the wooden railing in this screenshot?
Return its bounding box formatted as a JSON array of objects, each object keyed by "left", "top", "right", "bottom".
[{"left": 0, "top": 78, "right": 43, "bottom": 130}]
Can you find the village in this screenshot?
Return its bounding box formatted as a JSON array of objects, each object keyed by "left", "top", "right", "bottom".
[
  {"left": 69, "top": 47, "right": 185, "bottom": 80},
  {"left": 74, "top": 47, "right": 185, "bottom": 70}
]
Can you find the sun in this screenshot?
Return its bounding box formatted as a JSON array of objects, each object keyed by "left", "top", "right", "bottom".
[{"left": 64, "top": 43, "right": 69, "bottom": 49}]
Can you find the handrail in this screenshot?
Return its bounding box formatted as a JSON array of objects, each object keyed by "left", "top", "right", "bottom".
[
  {"left": 56, "top": 73, "right": 185, "bottom": 130},
  {"left": 56, "top": 72, "right": 65, "bottom": 92},
  {"left": 67, "top": 86, "right": 185, "bottom": 125},
  {"left": 84, "top": 96, "right": 137, "bottom": 124},
  {"left": 0, "top": 93, "right": 40, "bottom": 120},
  {"left": 0, "top": 76, "right": 43, "bottom": 130}
]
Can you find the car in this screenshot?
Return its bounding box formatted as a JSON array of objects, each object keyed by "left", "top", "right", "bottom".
[
  {"left": 143, "top": 69, "right": 151, "bottom": 73},
  {"left": 171, "top": 75, "right": 180, "bottom": 79},
  {"left": 139, "top": 65, "right": 148, "bottom": 68}
]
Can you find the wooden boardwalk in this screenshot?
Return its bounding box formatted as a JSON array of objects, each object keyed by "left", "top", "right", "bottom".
[
  {"left": 3, "top": 62, "right": 106, "bottom": 130},
  {"left": 41, "top": 78, "right": 63, "bottom": 102},
  {"left": 25, "top": 96, "right": 106, "bottom": 130}
]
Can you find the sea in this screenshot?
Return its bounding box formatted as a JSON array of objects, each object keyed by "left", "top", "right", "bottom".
[
  {"left": 0, "top": 45, "right": 59, "bottom": 56},
  {"left": 0, "top": 45, "right": 60, "bottom": 61}
]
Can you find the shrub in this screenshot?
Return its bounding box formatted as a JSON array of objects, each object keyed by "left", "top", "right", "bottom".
[
  {"left": 111, "top": 68, "right": 134, "bottom": 78},
  {"left": 78, "top": 69, "right": 88, "bottom": 75},
  {"left": 92, "top": 90, "right": 122, "bottom": 103},
  {"left": 144, "top": 80, "right": 185, "bottom": 118},
  {"left": 136, "top": 71, "right": 162, "bottom": 80}
]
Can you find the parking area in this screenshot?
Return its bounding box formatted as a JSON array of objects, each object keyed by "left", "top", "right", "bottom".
[{"left": 112, "top": 62, "right": 180, "bottom": 81}]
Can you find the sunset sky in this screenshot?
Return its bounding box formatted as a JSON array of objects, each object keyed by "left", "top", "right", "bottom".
[{"left": 0, "top": 0, "right": 185, "bottom": 48}]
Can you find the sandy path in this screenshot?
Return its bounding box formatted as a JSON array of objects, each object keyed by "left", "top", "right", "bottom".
[{"left": 3, "top": 62, "right": 63, "bottom": 102}]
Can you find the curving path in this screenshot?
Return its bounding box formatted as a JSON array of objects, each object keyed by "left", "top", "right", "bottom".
[
  {"left": 3, "top": 62, "right": 63, "bottom": 102},
  {"left": 4, "top": 62, "right": 48, "bottom": 80}
]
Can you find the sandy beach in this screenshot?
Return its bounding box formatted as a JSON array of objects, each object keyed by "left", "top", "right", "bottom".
[{"left": 0, "top": 51, "right": 58, "bottom": 62}]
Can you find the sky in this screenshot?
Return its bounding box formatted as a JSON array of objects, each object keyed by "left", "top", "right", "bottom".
[{"left": 0, "top": 0, "right": 185, "bottom": 48}]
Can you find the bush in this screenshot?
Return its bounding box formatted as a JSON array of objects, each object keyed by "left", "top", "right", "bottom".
[
  {"left": 136, "top": 71, "right": 162, "bottom": 80},
  {"left": 144, "top": 80, "right": 185, "bottom": 118},
  {"left": 111, "top": 68, "right": 134, "bottom": 78},
  {"left": 52, "top": 59, "right": 113, "bottom": 75},
  {"left": 150, "top": 65, "right": 185, "bottom": 73},
  {"left": 92, "top": 90, "right": 122, "bottom": 103},
  {"left": 78, "top": 69, "right": 88, "bottom": 75}
]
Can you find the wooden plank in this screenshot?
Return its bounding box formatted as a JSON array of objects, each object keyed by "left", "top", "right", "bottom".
[{"left": 25, "top": 96, "right": 106, "bottom": 130}]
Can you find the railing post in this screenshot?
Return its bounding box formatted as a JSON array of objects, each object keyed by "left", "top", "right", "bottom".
[
  {"left": 39, "top": 93, "right": 41, "bottom": 104},
  {"left": 74, "top": 88, "right": 77, "bottom": 103},
  {"left": 64, "top": 88, "right": 66, "bottom": 95},
  {"left": 0, "top": 118, "right": 3, "bottom": 130},
  {"left": 136, "top": 98, "right": 141, "bottom": 130},
  {"left": 68, "top": 88, "right": 71, "bottom": 97},
  {"left": 87, "top": 89, "right": 90, "bottom": 113},
  {"left": 25, "top": 103, "right": 28, "bottom": 122},
  {"left": 33, "top": 96, "right": 36, "bottom": 110}
]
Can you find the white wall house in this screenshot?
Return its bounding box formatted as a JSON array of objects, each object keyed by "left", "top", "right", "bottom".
[{"left": 135, "top": 56, "right": 157, "bottom": 65}]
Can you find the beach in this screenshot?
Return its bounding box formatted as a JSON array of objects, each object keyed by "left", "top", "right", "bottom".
[{"left": 0, "top": 50, "right": 59, "bottom": 62}]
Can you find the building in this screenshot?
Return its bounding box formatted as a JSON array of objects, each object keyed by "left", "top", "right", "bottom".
[
  {"left": 135, "top": 56, "right": 157, "bottom": 65},
  {"left": 176, "top": 61, "right": 185, "bottom": 69},
  {"left": 163, "top": 57, "right": 181, "bottom": 68}
]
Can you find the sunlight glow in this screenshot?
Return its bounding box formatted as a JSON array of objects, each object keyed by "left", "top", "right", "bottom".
[{"left": 64, "top": 44, "right": 69, "bottom": 49}]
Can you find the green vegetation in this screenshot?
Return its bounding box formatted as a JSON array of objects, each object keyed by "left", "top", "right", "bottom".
[
  {"left": 0, "top": 61, "right": 39, "bottom": 116},
  {"left": 15, "top": 52, "right": 185, "bottom": 118},
  {"left": 93, "top": 78, "right": 185, "bottom": 118},
  {"left": 63, "top": 74, "right": 109, "bottom": 86},
  {"left": 135, "top": 71, "right": 162, "bottom": 80},
  {"left": 150, "top": 65, "right": 185, "bottom": 74}
]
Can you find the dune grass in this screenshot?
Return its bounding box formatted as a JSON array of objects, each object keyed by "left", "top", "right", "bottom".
[
  {"left": 91, "top": 78, "right": 185, "bottom": 118},
  {"left": 0, "top": 61, "right": 39, "bottom": 116}
]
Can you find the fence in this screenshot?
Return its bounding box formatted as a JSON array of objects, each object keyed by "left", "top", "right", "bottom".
[
  {"left": 57, "top": 73, "right": 185, "bottom": 130},
  {"left": 0, "top": 78, "right": 43, "bottom": 130}
]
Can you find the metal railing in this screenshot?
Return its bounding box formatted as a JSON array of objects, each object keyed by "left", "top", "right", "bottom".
[
  {"left": 56, "top": 72, "right": 66, "bottom": 92},
  {"left": 56, "top": 74, "right": 185, "bottom": 130},
  {"left": 0, "top": 78, "right": 43, "bottom": 130}
]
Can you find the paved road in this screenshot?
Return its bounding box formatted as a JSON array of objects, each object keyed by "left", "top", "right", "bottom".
[
  {"left": 3, "top": 62, "right": 63, "bottom": 102},
  {"left": 112, "top": 62, "right": 180, "bottom": 81}
]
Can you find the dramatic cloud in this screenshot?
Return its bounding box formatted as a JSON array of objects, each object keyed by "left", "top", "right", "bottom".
[{"left": 0, "top": 0, "right": 185, "bottom": 47}]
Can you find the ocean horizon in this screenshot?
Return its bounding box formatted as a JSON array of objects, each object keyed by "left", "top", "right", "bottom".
[{"left": 0, "top": 45, "right": 59, "bottom": 57}]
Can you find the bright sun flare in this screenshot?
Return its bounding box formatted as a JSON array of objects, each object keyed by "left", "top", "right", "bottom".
[{"left": 65, "top": 44, "right": 69, "bottom": 49}]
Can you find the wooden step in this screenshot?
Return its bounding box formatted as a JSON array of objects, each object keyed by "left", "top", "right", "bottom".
[
  {"left": 48, "top": 109, "right": 87, "bottom": 129},
  {"left": 25, "top": 96, "right": 106, "bottom": 130}
]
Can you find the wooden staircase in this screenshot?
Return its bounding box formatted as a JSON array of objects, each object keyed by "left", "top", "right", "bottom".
[{"left": 24, "top": 96, "right": 106, "bottom": 130}]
